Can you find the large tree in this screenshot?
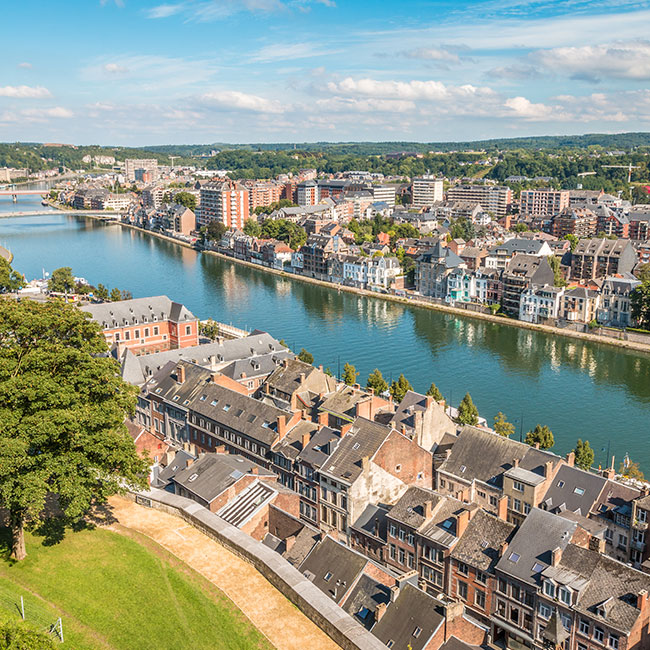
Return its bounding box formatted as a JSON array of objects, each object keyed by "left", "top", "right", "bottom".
[
  {"left": 342, "top": 362, "right": 359, "bottom": 386},
  {"left": 0, "top": 258, "right": 24, "bottom": 293},
  {"left": 173, "top": 191, "right": 197, "bottom": 211},
  {"left": 457, "top": 392, "right": 479, "bottom": 426},
  {"left": 47, "top": 266, "right": 75, "bottom": 293},
  {"left": 426, "top": 382, "right": 443, "bottom": 402},
  {"left": 525, "top": 424, "right": 555, "bottom": 449},
  {"left": 367, "top": 368, "right": 388, "bottom": 395},
  {"left": 631, "top": 279, "right": 650, "bottom": 330},
  {"left": 297, "top": 348, "right": 313, "bottom": 364},
  {"left": 493, "top": 411, "right": 515, "bottom": 437},
  {"left": 389, "top": 374, "right": 413, "bottom": 403},
  {"left": 0, "top": 620, "right": 57, "bottom": 649},
  {"left": 0, "top": 299, "right": 148, "bottom": 560},
  {"left": 573, "top": 439, "right": 595, "bottom": 471}
]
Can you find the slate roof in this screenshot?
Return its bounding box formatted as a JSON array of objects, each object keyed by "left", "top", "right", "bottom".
[
  {"left": 320, "top": 417, "right": 393, "bottom": 484},
  {"left": 541, "top": 464, "right": 607, "bottom": 516},
  {"left": 153, "top": 449, "right": 196, "bottom": 489},
  {"left": 341, "top": 574, "right": 392, "bottom": 630},
  {"left": 299, "top": 536, "right": 368, "bottom": 605},
  {"left": 492, "top": 238, "right": 548, "bottom": 256},
  {"left": 496, "top": 508, "right": 577, "bottom": 586},
  {"left": 283, "top": 525, "right": 321, "bottom": 567},
  {"left": 439, "top": 637, "right": 482, "bottom": 650},
  {"left": 296, "top": 426, "right": 340, "bottom": 469},
  {"left": 220, "top": 350, "right": 293, "bottom": 381},
  {"left": 417, "top": 242, "right": 464, "bottom": 268},
  {"left": 351, "top": 504, "right": 390, "bottom": 543},
  {"left": 81, "top": 295, "right": 195, "bottom": 329},
  {"left": 172, "top": 453, "right": 273, "bottom": 503},
  {"left": 319, "top": 384, "right": 370, "bottom": 420},
  {"left": 264, "top": 358, "right": 336, "bottom": 398},
  {"left": 273, "top": 420, "right": 319, "bottom": 461},
  {"left": 371, "top": 584, "right": 445, "bottom": 650},
  {"left": 544, "top": 543, "right": 650, "bottom": 633},
  {"left": 451, "top": 509, "right": 516, "bottom": 572}
]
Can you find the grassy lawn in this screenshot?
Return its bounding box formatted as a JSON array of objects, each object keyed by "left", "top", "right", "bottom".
[{"left": 0, "top": 525, "right": 273, "bottom": 650}]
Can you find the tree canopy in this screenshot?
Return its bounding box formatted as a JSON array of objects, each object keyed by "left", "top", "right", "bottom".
[
  {"left": 48, "top": 266, "right": 76, "bottom": 293},
  {"left": 631, "top": 278, "right": 650, "bottom": 330},
  {"left": 0, "top": 299, "right": 149, "bottom": 560},
  {"left": 0, "top": 620, "right": 57, "bottom": 650},
  {"left": 389, "top": 374, "right": 413, "bottom": 402},
  {"left": 426, "top": 382, "right": 443, "bottom": 402},
  {"left": 342, "top": 362, "right": 359, "bottom": 386},
  {"left": 457, "top": 393, "right": 479, "bottom": 426},
  {"left": 173, "top": 191, "right": 197, "bottom": 211},
  {"left": 367, "top": 369, "right": 388, "bottom": 395},
  {"left": 297, "top": 348, "right": 313, "bottom": 364},
  {"left": 493, "top": 412, "right": 515, "bottom": 437},
  {"left": 0, "top": 258, "right": 24, "bottom": 293},
  {"left": 573, "top": 439, "right": 595, "bottom": 471},
  {"left": 525, "top": 424, "right": 555, "bottom": 449}
]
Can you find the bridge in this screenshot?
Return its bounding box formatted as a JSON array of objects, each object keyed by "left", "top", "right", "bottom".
[
  {"left": 0, "top": 189, "right": 47, "bottom": 202},
  {"left": 0, "top": 210, "right": 123, "bottom": 219}
]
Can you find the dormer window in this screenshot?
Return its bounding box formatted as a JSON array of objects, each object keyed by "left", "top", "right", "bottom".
[
  {"left": 544, "top": 580, "right": 555, "bottom": 598},
  {"left": 559, "top": 586, "right": 571, "bottom": 605}
]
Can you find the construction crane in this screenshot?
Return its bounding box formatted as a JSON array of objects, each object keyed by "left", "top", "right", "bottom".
[
  {"left": 169, "top": 155, "right": 179, "bottom": 169},
  {"left": 577, "top": 171, "right": 597, "bottom": 177},
  {"left": 602, "top": 163, "right": 640, "bottom": 183}
]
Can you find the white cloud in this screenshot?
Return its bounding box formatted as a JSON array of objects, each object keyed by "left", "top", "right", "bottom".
[
  {"left": 21, "top": 107, "right": 74, "bottom": 120},
  {"left": 504, "top": 96, "right": 554, "bottom": 120},
  {"left": 0, "top": 85, "right": 51, "bottom": 98},
  {"left": 103, "top": 63, "right": 129, "bottom": 75},
  {"left": 146, "top": 3, "right": 186, "bottom": 18},
  {"left": 199, "top": 90, "right": 285, "bottom": 113},
  {"left": 535, "top": 40, "right": 650, "bottom": 82},
  {"left": 401, "top": 47, "right": 461, "bottom": 63},
  {"left": 315, "top": 97, "right": 416, "bottom": 113},
  {"left": 146, "top": 0, "right": 334, "bottom": 20},
  {"left": 249, "top": 42, "right": 339, "bottom": 63},
  {"left": 18, "top": 62, "right": 32, "bottom": 69}
]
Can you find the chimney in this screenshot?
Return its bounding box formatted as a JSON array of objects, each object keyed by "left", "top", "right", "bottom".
[
  {"left": 424, "top": 500, "right": 433, "bottom": 520},
  {"left": 544, "top": 460, "right": 554, "bottom": 478},
  {"left": 373, "top": 517, "right": 379, "bottom": 537},
  {"left": 566, "top": 451, "right": 575, "bottom": 467},
  {"left": 390, "top": 585, "right": 400, "bottom": 603},
  {"left": 414, "top": 410, "right": 423, "bottom": 431},
  {"left": 241, "top": 371, "right": 246, "bottom": 379},
  {"left": 456, "top": 509, "right": 470, "bottom": 538},
  {"left": 318, "top": 364, "right": 323, "bottom": 372},
  {"left": 551, "top": 546, "right": 562, "bottom": 567},
  {"left": 285, "top": 535, "right": 296, "bottom": 553},
  {"left": 401, "top": 424, "right": 407, "bottom": 436},
  {"left": 277, "top": 415, "right": 288, "bottom": 439},
  {"left": 176, "top": 365, "right": 186, "bottom": 384},
  {"left": 318, "top": 411, "right": 329, "bottom": 426},
  {"left": 215, "top": 445, "right": 227, "bottom": 454},
  {"left": 499, "top": 541, "right": 508, "bottom": 557},
  {"left": 353, "top": 383, "right": 361, "bottom": 390},
  {"left": 301, "top": 432, "right": 311, "bottom": 449},
  {"left": 211, "top": 372, "right": 220, "bottom": 384},
  {"left": 445, "top": 448, "right": 452, "bottom": 460},
  {"left": 534, "top": 442, "right": 540, "bottom": 449},
  {"left": 513, "top": 458, "right": 520, "bottom": 468},
  {"left": 497, "top": 495, "right": 508, "bottom": 521},
  {"left": 186, "top": 458, "right": 194, "bottom": 467},
  {"left": 601, "top": 466, "right": 615, "bottom": 480},
  {"left": 209, "top": 355, "right": 217, "bottom": 370},
  {"left": 637, "top": 589, "right": 648, "bottom": 613},
  {"left": 375, "top": 602, "right": 388, "bottom": 622},
  {"left": 282, "top": 358, "right": 289, "bottom": 368},
  {"left": 250, "top": 466, "right": 259, "bottom": 475},
  {"left": 340, "top": 423, "right": 353, "bottom": 437},
  {"left": 425, "top": 396, "right": 433, "bottom": 409},
  {"left": 299, "top": 372, "right": 306, "bottom": 385},
  {"left": 361, "top": 455, "right": 370, "bottom": 473}
]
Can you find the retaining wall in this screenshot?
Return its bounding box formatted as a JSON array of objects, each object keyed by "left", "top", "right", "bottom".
[{"left": 128, "top": 489, "right": 386, "bottom": 650}]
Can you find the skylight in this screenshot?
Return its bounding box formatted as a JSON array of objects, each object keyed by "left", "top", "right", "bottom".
[
  {"left": 223, "top": 404, "right": 231, "bottom": 411},
  {"left": 509, "top": 552, "right": 520, "bottom": 563},
  {"left": 574, "top": 487, "right": 585, "bottom": 496},
  {"left": 532, "top": 562, "right": 544, "bottom": 573},
  {"left": 188, "top": 473, "right": 198, "bottom": 482},
  {"left": 557, "top": 481, "right": 565, "bottom": 488},
  {"left": 324, "top": 572, "right": 333, "bottom": 582}
]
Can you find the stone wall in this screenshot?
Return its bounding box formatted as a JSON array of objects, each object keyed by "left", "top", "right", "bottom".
[{"left": 129, "top": 489, "right": 387, "bottom": 650}]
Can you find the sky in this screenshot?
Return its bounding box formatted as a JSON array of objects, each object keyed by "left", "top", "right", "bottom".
[{"left": 1, "top": 0, "right": 650, "bottom": 145}]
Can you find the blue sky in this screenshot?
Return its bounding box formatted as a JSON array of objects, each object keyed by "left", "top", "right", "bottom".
[{"left": 1, "top": 0, "right": 650, "bottom": 145}]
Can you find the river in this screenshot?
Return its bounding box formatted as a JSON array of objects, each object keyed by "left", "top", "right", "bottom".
[{"left": 2, "top": 188, "right": 650, "bottom": 472}]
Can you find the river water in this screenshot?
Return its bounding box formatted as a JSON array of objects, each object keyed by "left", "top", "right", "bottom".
[{"left": 2, "top": 189, "right": 650, "bottom": 471}]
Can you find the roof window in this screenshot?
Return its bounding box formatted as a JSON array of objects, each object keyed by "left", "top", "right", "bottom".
[
  {"left": 188, "top": 473, "right": 198, "bottom": 482},
  {"left": 508, "top": 552, "right": 520, "bottom": 563},
  {"left": 557, "top": 480, "right": 565, "bottom": 488},
  {"left": 532, "top": 562, "right": 544, "bottom": 573},
  {"left": 324, "top": 572, "right": 333, "bottom": 582},
  {"left": 223, "top": 404, "right": 231, "bottom": 411},
  {"left": 413, "top": 627, "right": 422, "bottom": 638},
  {"left": 574, "top": 487, "right": 585, "bottom": 496}
]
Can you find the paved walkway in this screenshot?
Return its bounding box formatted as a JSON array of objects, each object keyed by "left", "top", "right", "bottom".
[{"left": 108, "top": 496, "right": 340, "bottom": 650}]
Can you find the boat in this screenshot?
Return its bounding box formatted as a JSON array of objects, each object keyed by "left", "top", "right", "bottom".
[{"left": 41, "top": 200, "right": 49, "bottom": 206}]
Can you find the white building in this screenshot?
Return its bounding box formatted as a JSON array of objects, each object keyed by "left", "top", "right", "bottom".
[
  {"left": 124, "top": 158, "right": 158, "bottom": 182},
  {"left": 371, "top": 185, "right": 397, "bottom": 208},
  {"left": 412, "top": 176, "right": 443, "bottom": 209},
  {"left": 297, "top": 181, "right": 319, "bottom": 206},
  {"left": 519, "top": 285, "right": 565, "bottom": 323}
]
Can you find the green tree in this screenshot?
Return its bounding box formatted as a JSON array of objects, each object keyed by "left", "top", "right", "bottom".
[
  {"left": 110, "top": 287, "right": 122, "bottom": 302},
  {"left": 426, "top": 382, "right": 443, "bottom": 402},
  {"left": 342, "top": 362, "right": 359, "bottom": 386},
  {"left": 367, "top": 368, "right": 389, "bottom": 395},
  {"left": 549, "top": 255, "right": 567, "bottom": 287},
  {"left": 525, "top": 424, "right": 555, "bottom": 449},
  {"left": 573, "top": 439, "right": 595, "bottom": 471},
  {"left": 631, "top": 279, "right": 650, "bottom": 330},
  {"left": 297, "top": 348, "right": 313, "bottom": 364},
  {"left": 48, "top": 266, "right": 75, "bottom": 293},
  {"left": 637, "top": 263, "right": 650, "bottom": 283},
  {"left": 390, "top": 373, "right": 413, "bottom": 402},
  {"left": 243, "top": 219, "right": 261, "bottom": 237},
  {"left": 0, "top": 620, "right": 57, "bottom": 650},
  {"left": 200, "top": 319, "right": 220, "bottom": 339},
  {"left": 494, "top": 411, "right": 515, "bottom": 437},
  {"left": 324, "top": 367, "right": 333, "bottom": 376},
  {"left": 457, "top": 392, "right": 479, "bottom": 425},
  {"left": 564, "top": 233, "right": 579, "bottom": 252},
  {"left": 95, "top": 283, "right": 109, "bottom": 301},
  {"left": 174, "top": 191, "right": 197, "bottom": 211},
  {"left": 0, "top": 258, "right": 24, "bottom": 293},
  {"left": 0, "top": 299, "right": 148, "bottom": 560},
  {"left": 620, "top": 459, "right": 645, "bottom": 480},
  {"left": 206, "top": 220, "right": 227, "bottom": 241}
]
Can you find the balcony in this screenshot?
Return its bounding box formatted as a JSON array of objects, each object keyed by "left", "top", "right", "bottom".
[
  {"left": 631, "top": 538, "right": 646, "bottom": 551},
  {"left": 633, "top": 519, "right": 649, "bottom": 531}
]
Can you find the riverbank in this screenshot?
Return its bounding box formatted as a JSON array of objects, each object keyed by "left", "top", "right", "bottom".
[
  {"left": 102, "top": 219, "right": 650, "bottom": 356},
  {"left": 0, "top": 245, "right": 12, "bottom": 263}
]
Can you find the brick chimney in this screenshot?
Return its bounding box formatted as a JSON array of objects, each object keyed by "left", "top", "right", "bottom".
[
  {"left": 602, "top": 467, "right": 615, "bottom": 480},
  {"left": 566, "top": 451, "right": 575, "bottom": 467},
  {"left": 361, "top": 455, "right": 370, "bottom": 473},
  {"left": 341, "top": 423, "right": 353, "bottom": 437},
  {"left": 299, "top": 372, "right": 306, "bottom": 385},
  {"left": 186, "top": 457, "right": 194, "bottom": 467},
  {"left": 285, "top": 534, "right": 296, "bottom": 553},
  {"left": 499, "top": 541, "right": 508, "bottom": 557},
  {"left": 318, "top": 411, "right": 329, "bottom": 426},
  {"left": 301, "top": 432, "right": 311, "bottom": 450},
  {"left": 513, "top": 458, "right": 520, "bottom": 468},
  {"left": 424, "top": 500, "right": 433, "bottom": 520},
  {"left": 176, "top": 365, "right": 186, "bottom": 384},
  {"left": 544, "top": 460, "right": 554, "bottom": 478},
  {"left": 277, "top": 415, "right": 288, "bottom": 439},
  {"left": 375, "top": 602, "right": 388, "bottom": 622},
  {"left": 390, "top": 585, "right": 400, "bottom": 603},
  {"left": 456, "top": 509, "right": 470, "bottom": 538},
  {"left": 425, "top": 396, "right": 433, "bottom": 409},
  {"left": 637, "top": 589, "right": 648, "bottom": 613},
  {"left": 211, "top": 372, "right": 220, "bottom": 383},
  {"left": 241, "top": 371, "right": 246, "bottom": 379},
  {"left": 551, "top": 546, "right": 562, "bottom": 567},
  {"left": 497, "top": 495, "right": 508, "bottom": 521}
]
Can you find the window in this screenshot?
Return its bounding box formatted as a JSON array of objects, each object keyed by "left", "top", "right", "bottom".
[
  {"left": 524, "top": 502, "right": 531, "bottom": 515},
  {"left": 594, "top": 627, "right": 604, "bottom": 643},
  {"left": 619, "top": 534, "right": 628, "bottom": 546},
  {"left": 605, "top": 528, "right": 614, "bottom": 541},
  {"left": 561, "top": 613, "right": 572, "bottom": 631},
  {"left": 578, "top": 644, "right": 588, "bottom": 650},
  {"left": 412, "top": 627, "right": 422, "bottom": 638},
  {"left": 153, "top": 326, "right": 159, "bottom": 335},
  {"left": 477, "top": 490, "right": 486, "bottom": 499},
  {"left": 439, "top": 479, "right": 446, "bottom": 489},
  {"left": 144, "top": 328, "right": 150, "bottom": 337},
  {"left": 476, "top": 570, "right": 487, "bottom": 585},
  {"left": 125, "top": 330, "right": 130, "bottom": 340},
  {"left": 510, "top": 606, "right": 520, "bottom": 625},
  {"left": 135, "top": 329, "right": 140, "bottom": 339},
  {"left": 513, "top": 498, "right": 522, "bottom": 513},
  {"left": 544, "top": 581, "right": 555, "bottom": 598},
  {"left": 398, "top": 529, "right": 405, "bottom": 542},
  {"left": 539, "top": 603, "right": 551, "bottom": 619},
  {"left": 395, "top": 464, "right": 401, "bottom": 473},
  {"left": 638, "top": 510, "right": 647, "bottom": 524},
  {"left": 509, "top": 552, "right": 520, "bottom": 563},
  {"left": 559, "top": 587, "right": 571, "bottom": 605},
  {"left": 457, "top": 580, "right": 468, "bottom": 600},
  {"left": 579, "top": 620, "right": 590, "bottom": 636},
  {"left": 407, "top": 533, "right": 414, "bottom": 546},
  {"left": 387, "top": 641, "right": 394, "bottom": 649},
  {"left": 609, "top": 634, "right": 619, "bottom": 649},
  {"left": 497, "top": 599, "right": 506, "bottom": 617},
  {"left": 398, "top": 548, "right": 405, "bottom": 565},
  {"left": 457, "top": 561, "right": 469, "bottom": 576},
  {"left": 185, "top": 325, "right": 191, "bottom": 335},
  {"left": 324, "top": 572, "right": 332, "bottom": 582},
  {"left": 574, "top": 486, "right": 585, "bottom": 496},
  {"left": 513, "top": 480, "right": 525, "bottom": 492},
  {"left": 389, "top": 544, "right": 396, "bottom": 560},
  {"left": 498, "top": 578, "right": 507, "bottom": 594},
  {"left": 489, "top": 495, "right": 498, "bottom": 507},
  {"left": 475, "top": 589, "right": 486, "bottom": 609},
  {"left": 115, "top": 332, "right": 120, "bottom": 341},
  {"left": 408, "top": 552, "right": 415, "bottom": 569}
]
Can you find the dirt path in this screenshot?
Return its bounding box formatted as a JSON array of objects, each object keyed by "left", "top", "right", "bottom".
[{"left": 108, "top": 496, "right": 340, "bottom": 650}]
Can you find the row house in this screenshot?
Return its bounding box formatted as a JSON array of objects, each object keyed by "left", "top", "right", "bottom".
[
  {"left": 519, "top": 285, "right": 565, "bottom": 324},
  {"left": 300, "top": 233, "right": 346, "bottom": 280},
  {"left": 562, "top": 287, "right": 600, "bottom": 324},
  {"left": 502, "top": 254, "right": 555, "bottom": 316},
  {"left": 445, "top": 266, "right": 503, "bottom": 305},
  {"left": 596, "top": 206, "right": 630, "bottom": 239},
  {"left": 548, "top": 207, "right": 598, "bottom": 239},
  {"left": 571, "top": 239, "right": 637, "bottom": 281},
  {"left": 416, "top": 243, "right": 466, "bottom": 300},
  {"left": 597, "top": 274, "right": 641, "bottom": 328},
  {"left": 485, "top": 239, "right": 553, "bottom": 271},
  {"left": 81, "top": 294, "right": 199, "bottom": 356},
  {"left": 629, "top": 211, "right": 650, "bottom": 240}
]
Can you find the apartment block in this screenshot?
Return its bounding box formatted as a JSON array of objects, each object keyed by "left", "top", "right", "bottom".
[
  {"left": 412, "top": 176, "right": 444, "bottom": 209},
  {"left": 520, "top": 189, "right": 570, "bottom": 218},
  {"left": 124, "top": 158, "right": 158, "bottom": 182},
  {"left": 446, "top": 185, "right": 512, "bottom": 218},
  {"left": 197, "top": 180, "right": 250, "bottom": 229}
]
